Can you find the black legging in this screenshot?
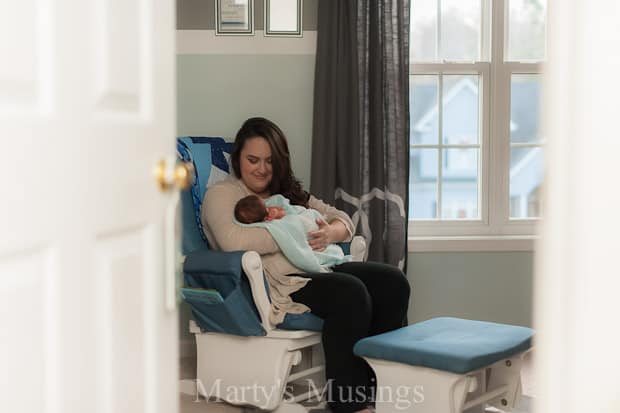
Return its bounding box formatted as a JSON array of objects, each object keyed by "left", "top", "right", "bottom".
[{"left": 290, "top": 261, "right": 411, "bottom": 413}]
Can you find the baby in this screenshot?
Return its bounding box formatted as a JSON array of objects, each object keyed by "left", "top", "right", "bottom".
[
  {"left": 233, "top": 194, "right": 350, "bottom": 273},
  {"left": 235, "top": 194, "right": 324, "bottom": 231},
  {"left": 235, "top": 195, "right": 287, "bottom": 223}
]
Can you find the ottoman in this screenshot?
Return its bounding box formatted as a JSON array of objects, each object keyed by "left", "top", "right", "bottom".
[{"left": 354, "top": 317, "right": 534, "bottom": 413}]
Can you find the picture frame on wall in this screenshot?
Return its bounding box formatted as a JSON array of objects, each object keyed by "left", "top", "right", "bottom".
[
  {"left": 215, "top": 0, "right": 254, "bottom": 35},
  {"left": 264, "top": 0, "right": 303, "bottom": 37}
]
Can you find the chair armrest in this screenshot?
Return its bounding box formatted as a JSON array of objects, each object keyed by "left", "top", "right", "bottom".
[
  {"left": 350, "top": 236, "right": 367, "bottom": 262},
  {"left": 338, "top": 236, "right": 367, "bottom": 262},
  {"left": 182, "top": 249, "right": 273, "bottom": 334},
  {"left": 241, "top": 251, "right": 273, "bottom": 333}
]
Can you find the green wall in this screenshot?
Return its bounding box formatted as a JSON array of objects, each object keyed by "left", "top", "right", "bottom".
[
  {"left": 407, "top": 251, "right": 533, "bottom": 327},
  {"left": 177, "top": 54, "right": 316, "bottom": 188},
  {"left": 177, "top": 53, "right": 317, "bottom": 344},
  {"left": 175, "top": 42, "right": 534, "bottom": 349}
]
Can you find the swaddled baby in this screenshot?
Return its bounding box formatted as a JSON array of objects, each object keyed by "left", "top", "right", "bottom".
[
  {"left": 235, "top": 194, "right": 320, "bottom": 230},
  {"left": 234, "top": 194, "right": 350, "bottom": 272}
]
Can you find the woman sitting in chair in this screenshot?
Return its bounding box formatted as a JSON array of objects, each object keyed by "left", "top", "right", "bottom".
[{"left": 201, "top": 117, "right": 410, "bottom": 413}]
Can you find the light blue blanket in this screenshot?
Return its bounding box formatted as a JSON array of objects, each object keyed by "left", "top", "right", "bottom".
[{"left": 237, "top": 194, "right": 351, "bottom": 272}]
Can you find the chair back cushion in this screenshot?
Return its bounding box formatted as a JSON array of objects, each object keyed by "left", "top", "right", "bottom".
[{"left": 177, "top": 137, "right": 234, "bottom": 255}]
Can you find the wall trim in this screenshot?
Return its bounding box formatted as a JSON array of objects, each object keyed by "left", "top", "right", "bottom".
[
  {"left": 177, "top": 29, "right": 317, "bottom": 55},
  {"left": 408, "top": 235, "right": 537, "bottom": 252}
]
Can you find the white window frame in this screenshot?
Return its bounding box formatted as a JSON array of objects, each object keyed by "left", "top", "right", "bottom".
[{"left": 408, "top": 0, "right": 544, "bottom": 251}]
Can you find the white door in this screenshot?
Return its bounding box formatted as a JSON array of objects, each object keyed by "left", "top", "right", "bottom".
[
  {"left": 0, "top": 1, "right": 178, "bottom": 413},
  {"left": 535, "top": 1, "right": 620, "bottom": 413}
]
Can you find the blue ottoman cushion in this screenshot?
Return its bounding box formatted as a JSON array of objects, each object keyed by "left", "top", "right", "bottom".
[{"left": 353, "top": 317, "right": 533, "bottom": 374}]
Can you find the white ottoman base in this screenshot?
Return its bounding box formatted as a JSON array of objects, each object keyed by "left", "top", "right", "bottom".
[{"left": 363, "top": 351, "right": 528, "bottom": 413}]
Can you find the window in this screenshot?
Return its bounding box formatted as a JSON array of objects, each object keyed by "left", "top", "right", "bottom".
[{"left": 408, "top": 0, "right": 547, "bottom": 247}]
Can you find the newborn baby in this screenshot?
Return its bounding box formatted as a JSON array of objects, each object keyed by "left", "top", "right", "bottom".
[
  {"left": 233, "top": 194, "right": 350, "bottom": 272},
  {"left": 235, "top": 194, "right": 324, "bottom": 232},
  {"left": 235, "top": 194, "right": 287, "bottom": 223}
]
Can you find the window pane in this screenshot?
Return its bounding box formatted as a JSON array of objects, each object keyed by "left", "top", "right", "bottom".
[
  {"left": 506, "top": 0, "right": 547, "bottom": 61},
  {"left": 510, "top": 147, "right": 543, "bottom": 218},
  {"left": 510, "top": 74, "right": 542, "bottom": 143},
  {"left": 441, "top": 0, "right": 480, "bottom": 61},
  {"left": 411, "top": 75, "right": 439, "bottom": 144},
  {"left": 441, "top": 148, "right": 479, "bottom": 219},
  {"left": 410, "top": 148, "right": 438, "bottom": 219},
  {"left": 411, "top": 0, "right": 438, "bottom": 62},
  {"left": 442, "top": 75, "right": 479, "bottom": 144}
]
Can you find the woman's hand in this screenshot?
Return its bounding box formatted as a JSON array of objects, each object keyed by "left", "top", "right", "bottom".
[
  {"left": 308, "top": 219, "right": 334, "bottom": 252},
  {"left": 308, "top": 218, "right": 349, "bottom": 251}
]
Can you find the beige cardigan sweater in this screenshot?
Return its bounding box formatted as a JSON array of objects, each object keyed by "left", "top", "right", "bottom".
[{"left": 201, "top": 177, "right": 354, "bottom": 327}]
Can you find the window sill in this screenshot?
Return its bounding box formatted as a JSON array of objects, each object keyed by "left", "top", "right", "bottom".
[{"left": 408, "top": 235, "right": 537, "bottom": 252}]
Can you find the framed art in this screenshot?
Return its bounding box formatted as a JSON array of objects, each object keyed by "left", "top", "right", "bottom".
[
  {"left": 216, "top": 0, "right": 254, "bottom": 35},
  {"left": 264, "top": 0, "right": 303, "bottom": 37}
]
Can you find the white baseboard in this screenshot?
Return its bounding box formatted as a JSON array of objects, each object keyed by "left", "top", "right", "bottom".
[{"left": 179, "top": 379, "right": 198, "bottom": 396}]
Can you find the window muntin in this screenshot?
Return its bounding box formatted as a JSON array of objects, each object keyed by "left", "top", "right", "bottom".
[
  {"left": 409, "top": 0, "right": 547, "bottom": 238},
  {"left": 410, "top": 148, "right": 439, "bottom": 219},
  {"left": 509, "top": 146, "right": 543, "bottom": 218},
  {"left": 442, "top": 75, "right": 480, "bottom": 145},
  {"left": 509, "top": 74, "right": 544, "bottom": 219},
  {"left": 411, "top": 0, "right": 438, "bottom": 62},
  {"left": 506, "top": 0, "right": 547, "bottom": 62},
  {"left": 411, "top": 75, "right": 439, "bottom": 144},
  {"left": 441, "top": 0, "right": 481, "bottom": 62},
  {"left": 442, "top": 148, "right": 479, "bottom": 219},
  {"left": 410, "top": 74, "right": 482, "bottom": 220},
  {"left": 410, "top": 0, "right": 483, "bottom": 63}
]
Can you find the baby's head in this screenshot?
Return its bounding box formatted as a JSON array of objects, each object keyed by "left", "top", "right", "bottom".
[{"left": 235, "top": 195, "right": 285, "bottom": 224}]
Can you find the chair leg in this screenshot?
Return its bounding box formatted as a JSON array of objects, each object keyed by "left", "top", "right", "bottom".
[
  {"left": 462, "top": 369, "right": 486, "bottom": 413},
  {"left": 485, "top": 355, "right": 526, "bottom": 411},
  {"left": 195, "top": 334, "right": 299, "bottom": 410},
  {"left": 194, "top": 331, "right": 325, "bottom": 411}
]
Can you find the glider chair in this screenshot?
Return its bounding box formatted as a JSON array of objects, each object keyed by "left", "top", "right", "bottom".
[
  {"left": 177, "top": 136, "right": 533, "bottom": 413},
  {"left": 177, "top": 137, "right": 366, "bottom": 413}
]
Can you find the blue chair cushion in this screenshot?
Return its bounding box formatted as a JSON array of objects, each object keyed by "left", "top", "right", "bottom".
[
  {"left": 278, "top": 312, "right": 324, "bottom": 332},
  {"left": 177, "top": 137, "right": 234, "bottom": 255},
  {"left": 353, "top": 317, "right": 533, "bottom": 374}
]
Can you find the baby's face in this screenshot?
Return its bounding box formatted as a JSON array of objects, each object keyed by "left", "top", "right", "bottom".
[{"left": 265, "top": 206, "right": 285, "bottom": 221}]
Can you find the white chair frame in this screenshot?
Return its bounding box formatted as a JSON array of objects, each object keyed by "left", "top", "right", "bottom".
[{"left": 183, "top": 237, "right": 367, "bottom": 413}]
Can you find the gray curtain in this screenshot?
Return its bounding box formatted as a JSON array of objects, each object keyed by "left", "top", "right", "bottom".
[{"left": 311, "top": 0, "right": 410, "bottom": 269}]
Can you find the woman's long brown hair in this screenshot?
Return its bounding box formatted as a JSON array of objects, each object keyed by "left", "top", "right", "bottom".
[{"left": 231, "top": 117, "right": 309, "bottom": 207}]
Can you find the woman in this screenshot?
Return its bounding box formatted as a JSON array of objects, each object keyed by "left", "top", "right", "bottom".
[{"left": 201, "top": 117, "right": 410, "bottom": 413}]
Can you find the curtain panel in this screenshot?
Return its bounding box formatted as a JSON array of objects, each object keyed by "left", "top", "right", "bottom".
[{"left": 311, "top": 0, "right": 410, "bottom": 269}]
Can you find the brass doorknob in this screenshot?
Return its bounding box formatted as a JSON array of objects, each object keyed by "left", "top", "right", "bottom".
[{"left": 154, "top": 159, "right": 194, "bottom": 192}]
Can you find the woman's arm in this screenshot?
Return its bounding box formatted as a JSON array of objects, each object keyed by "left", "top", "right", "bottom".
[
  {"left": 201, "top": 183, "right": 280, "bottom": 254},
  {"left": 307, "top": 195, "right": 354, "bottom": 251}
]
